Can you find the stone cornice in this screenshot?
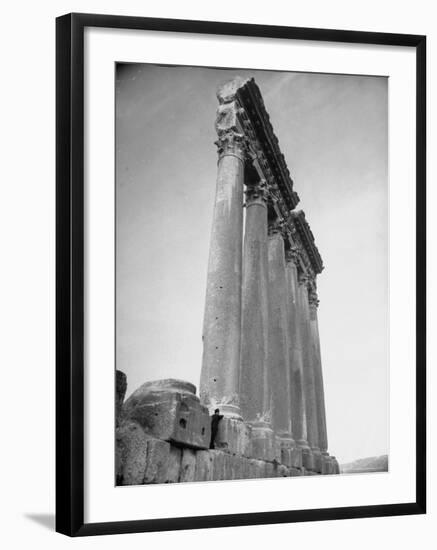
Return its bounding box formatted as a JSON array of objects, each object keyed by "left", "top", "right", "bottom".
[
  {"left": 217, "top": 77, "right": 299, "bottom": 211},
  {"left": 288, "top": 210, "right": 324, "bottom": 275},
  {"left": 216, "top": 78, "right": 324, "bottom": 276}
]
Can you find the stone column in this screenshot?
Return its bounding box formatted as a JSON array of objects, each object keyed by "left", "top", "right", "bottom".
[
  {"left": 240, "top": 179, "right": 276, "bottom": 460},
  {"left": 240, "top": 179, "right": 270, "bottom": 421},
  {"left": 298, "top": 274, "right": 321, "bottom": 470},
  {"left": 267, "top": 221, "right": 294, "bottom": 447},
  {"left": 285, "top": 249, "right": 309, "bottom": 451},
  {"left": 309, "top": 285, "right": 328, "bottom": 456},
  {"left": 199, "top": 101, "right": 246, "bottom": 419}
]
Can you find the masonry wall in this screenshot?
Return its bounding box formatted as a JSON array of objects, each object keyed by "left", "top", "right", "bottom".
[{"left": 115, "top": 373, "right": 339, "bottom": 486}]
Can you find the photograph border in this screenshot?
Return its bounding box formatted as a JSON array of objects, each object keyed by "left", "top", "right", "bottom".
[{"left": 56, "top": 12, "right": 426, "bottom": 537}]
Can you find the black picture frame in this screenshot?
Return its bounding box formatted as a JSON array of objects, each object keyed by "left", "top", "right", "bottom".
[{"left": 56, "top": 12, "right": 426, "bottom": 537}]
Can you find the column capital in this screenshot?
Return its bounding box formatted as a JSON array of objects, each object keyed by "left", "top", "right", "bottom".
[
  {"left": 297, "top": 271, "right": 309, "bottom": 287},
  {"left": 214, "top": 131, "right": 248, "bottom": 161},
  {"left": 267, "top": 217, "right": 285, "bottom": 237},
  {"left": 244, "top": 179, "right": 269, "bottom": 206},
  {"left": 215, "top": 100, "right": 248, "bottom": 161},
  {"left": 285, "top": 245, "right": 300, "bottom": 265}
]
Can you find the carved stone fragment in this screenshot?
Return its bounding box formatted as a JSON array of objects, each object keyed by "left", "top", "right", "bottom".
[{"left": 123, "top": 379, "right": 210, "bottom": 449}]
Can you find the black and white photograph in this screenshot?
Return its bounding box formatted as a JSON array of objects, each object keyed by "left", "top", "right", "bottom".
[{"left": 115, "top": 64, "right": 389, "bottom": 485}]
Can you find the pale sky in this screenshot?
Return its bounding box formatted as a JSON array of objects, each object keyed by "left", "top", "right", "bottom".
[{"left": 115, "top": 63, "right": 388, "bottom": 465}]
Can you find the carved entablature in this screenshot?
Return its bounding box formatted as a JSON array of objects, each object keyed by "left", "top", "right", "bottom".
[
  {"left": 216, "top": 77, "right": 324, "bottom": 279},
  {"left": 285, "top": 245, "right": 300, "bottom": 266},
  {"left": 308, "top": 280, "right": 320, "bottom": 310},
  {"left": 288, "top": 210, "right": 324, "bottom": 275},
  {"left": 216, "top": 77, "right": 299, "bottom": 211}
]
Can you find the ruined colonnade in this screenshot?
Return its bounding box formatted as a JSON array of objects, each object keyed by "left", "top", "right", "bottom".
[
  {"left": 116, "top": 77, "right": 338, "bottom": 485},
  {"left": 199, "top": 77, "right": 334, "bottom": 473}
]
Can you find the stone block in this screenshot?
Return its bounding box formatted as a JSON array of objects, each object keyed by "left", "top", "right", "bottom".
[
  {"left": 276, "top": 464, "right": 290, "bottom": 477},
  {"left": 321, "top": 455, "right": 333, "bottom": 475},
  {"left": 291, "top": 447, "right": 303, "bottom": 469},
  {"left": 301, "top": 448, "right": 315, "bottom": 471},
  {"left": 116, "top": 420, "right": 150, "bottom": 485},
  {"left": 211, "top": 450, "right": 227, "bottom": 481},
  {"left": 281, "top": 447, "right": 293, "bottom": 468},
  {"left": 195, "top": 450, "right": 213, "bottom": 482},
  {"left": 331, "top": 456, "right": 340, "bottom": 474},
  {"left": 265, "top": 462, "right": 275, "bottom": 479},
  {"left": 250, "top": 423, "right": 277, "bottom": 461},
  {"left": 241, "top": 457, "right": 251, "bottom": 478},
  {"left": 247, "top": 459, "right": 266, "bottom": 479},
  {"left": 290, "top": 467, "right": 303, "bottom": 477},
  {"left": 123, "top": 379, "right": 210, "bottom": 449},
  {"left": 116, "top": 370, "right": 127, "bottom": 427},
  {"left": 143, "top": 438, "right": 172, "bottom": 484},
  {"left": 228, "top": 454, "right": 245, "bottom": 480},
  {"left": 214, "top": 417, "right": 252, "bottom": 456},
  {"left": 180, "top": 448, "right": 197, "bottom": 482},
  {"left": 166, "top": 446, "right": 182, "bottom": 483},
  {"left": 273, "top": 438, "right": 282, "bottom": 462},
  {"left": 313, "top": 450, "right": 323, "bottom": 474},
  {"left": 280, "top": 443, "right": 302, "bottom": 468}
]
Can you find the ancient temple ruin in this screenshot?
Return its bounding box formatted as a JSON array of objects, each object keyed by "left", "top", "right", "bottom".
[{"left": 116, "top": 77, "right": 339, "bottom": 485}]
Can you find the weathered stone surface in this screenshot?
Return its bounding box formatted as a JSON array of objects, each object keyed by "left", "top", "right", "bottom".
[
  {"left": 268, "top": 230, "right": 293, "bottom": 439},
  {"left": 331, "top": 456, "right": 340, "bottom": 474},
  {"left": 241, "top": 457, "right": 252, "bottom": 479},
  {"left": 195, "top": 450, "right": 213, "bottom": 482},
  {"left": 245, "top": 459, "right": 265, "bottom": 479},
  {"left": 123, "top": 379, "right": 210, "bottom": 449},
  {"left": 281, "top": 447, "right": 293, "bottom": 468},
  {"left": 309, "top": 301, "right": 329, "bottom": 455},
  {"left": 116, "top": 420, "right": 150, "bottom": 486},
  {"left": 291, "top": 447, "right": 303, "bottom": 469},
  {"left": 322, "top": 455, "right": 333, "bottom": 475},
  {"left": 143, "top": 438, "right": 172, "bottom": 484},
  {"left": 313, "top": 450, "right": 323, "bottom": 474},
  {"left": 250, "top": 423, "right": 277, "bottom": 461},
  {"left": 273, "top": 438, "right": 282, "bottom": 462},
  {"left": 166, "top": 446, "right": 182, "bottom": 483},
  {"left": 298, "top": 280, "right": 320, "bottom": 451},
  {"left": 240, "top": 183, "right": 270, "bottom": 425},
  {"left": 217, "top": 76, "right": 250, "bottom": 104},
  {"left": 280, "top": 439, "right": 302, "bottom": 468},
  {"left": 199, "top": 121, "right": 245, "bottom": 420},
  {"left": 290, "top": 467, "right": 303, "bottom": 477},
  {"left": 276, "top": 464, "right": 290, "bottom": 477},
  {"left": 116, "top": 370, "right": 127, "bottom": 427},
  {"left": 180, "top": 448, "right": 197, "bottom": 482},
  {"left": 228, "top": 454, "right": 245, "bottom": 480},
  {"left": 301, "top": 448, "right": 315, "bottom": 471},
  {"left": 265, "top": 462, "right": 275, "bottom": 479},
  {"left": 214, "top": 417, "right": 252, "bottom": 456},
  {"left": 211, "top": 450, "right": 227, "bottom": 481},
  {"left": 286, "top": 259, "right": 309, "bottom": 450}
]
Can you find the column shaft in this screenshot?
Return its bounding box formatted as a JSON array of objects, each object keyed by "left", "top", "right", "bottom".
[
  {"left": 200, "top": 132, "right": 245, "bottom": 418},
  {"left": 240, "top": 185, "right": 269, "bottom": 422},
  {"left": 298, "top": 278, "right": 320, "bottom": 451},
  {"left": 267, "top": 229, "right": 293, "bottom": 441},
  {"left": 285, "top": 256, "right": 309, "bottom": 448},
  {"left": 309, "top": 296, "right": 328, "bottom": 453}
]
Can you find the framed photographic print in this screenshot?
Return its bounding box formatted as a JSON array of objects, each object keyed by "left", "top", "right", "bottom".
[{"left": 56, "top": 12, "right": 426, "bottom": 536}]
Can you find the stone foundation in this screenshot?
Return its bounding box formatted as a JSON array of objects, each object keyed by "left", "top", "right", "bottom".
[{"left": 116, "top": 377, "right": 339, "bottom": 485}]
